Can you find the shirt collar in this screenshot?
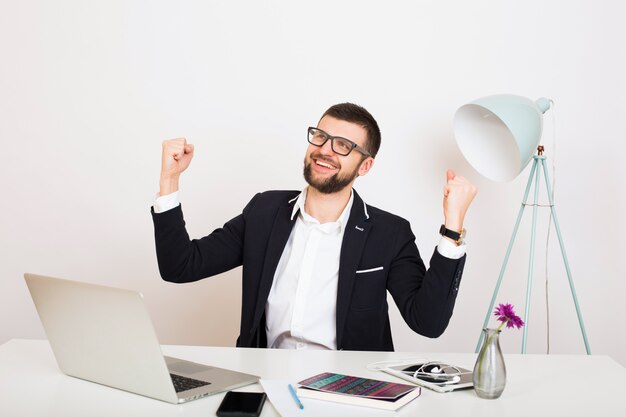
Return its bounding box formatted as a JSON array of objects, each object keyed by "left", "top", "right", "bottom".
[{"left": 290, "top": 187, "right": 354, "bottom": 234}]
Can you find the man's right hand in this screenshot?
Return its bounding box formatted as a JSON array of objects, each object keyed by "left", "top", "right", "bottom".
[{"left": 160, "top": 138, "right": 194, "bottom": 196}]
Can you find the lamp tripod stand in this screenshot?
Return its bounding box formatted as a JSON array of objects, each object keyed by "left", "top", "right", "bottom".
[{"left": 475, "top": 146, "right": 591, "bottom": 354}]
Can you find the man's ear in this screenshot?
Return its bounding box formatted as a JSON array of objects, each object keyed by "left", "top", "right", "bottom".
[{"left": 358, "top": 157, "right": 374, "bottom": 177}]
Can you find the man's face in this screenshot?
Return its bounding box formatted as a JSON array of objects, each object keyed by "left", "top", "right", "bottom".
[{"left": 303, "top": 116, "right": 371, "bottom": 194}]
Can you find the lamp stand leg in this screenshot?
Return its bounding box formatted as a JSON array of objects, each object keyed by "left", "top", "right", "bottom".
[
  {"left": 521, "top": 155, "right": 543, "bottom": 353},
  {"left": 539, "top": 158, "right": 591, "bottom": 354},
  {"left": 475, "top": 158, "right": 539, "bottom": 353}
]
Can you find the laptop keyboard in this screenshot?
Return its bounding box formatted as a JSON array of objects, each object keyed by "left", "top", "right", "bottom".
[{"left": 170, "top": 373, "right": 211, "bottom": 393}]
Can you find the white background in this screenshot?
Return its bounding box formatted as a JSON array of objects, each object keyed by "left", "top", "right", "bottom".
[{"left": 1, "top": 1, "right": 624, "bottom": 365}]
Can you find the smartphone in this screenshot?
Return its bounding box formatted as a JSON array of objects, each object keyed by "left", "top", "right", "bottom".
[{"left": 216, "top": 391, "right": 267, "bottom": 417}]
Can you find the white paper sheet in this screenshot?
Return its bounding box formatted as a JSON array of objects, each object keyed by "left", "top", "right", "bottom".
[{"left": 260, "top": 379, "right": 400, "bottom": 417}]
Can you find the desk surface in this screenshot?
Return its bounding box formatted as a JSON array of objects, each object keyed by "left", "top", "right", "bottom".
[{"left": 1, "top": 339, "right": 624, "bottom": 416}]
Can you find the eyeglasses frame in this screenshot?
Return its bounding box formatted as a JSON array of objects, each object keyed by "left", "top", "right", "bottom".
[{"left": 307, "top": 127, "right": 372, "bottom": 157}]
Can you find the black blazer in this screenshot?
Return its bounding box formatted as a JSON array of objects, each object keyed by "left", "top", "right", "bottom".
[{"left": 152, "top": 189, "right": 465, "bottom": 351}]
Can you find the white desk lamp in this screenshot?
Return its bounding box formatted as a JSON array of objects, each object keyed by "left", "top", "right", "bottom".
[{"left": 453, "top": 94, "right": 591, "bottom": 354}]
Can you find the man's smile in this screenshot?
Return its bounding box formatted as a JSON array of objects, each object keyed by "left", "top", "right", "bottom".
[
  {"left": 311, "top": 153, "right": 340, "bottom": 173},
  {"left": 315, "top": 159, "right": 338, "bottom": 170}
]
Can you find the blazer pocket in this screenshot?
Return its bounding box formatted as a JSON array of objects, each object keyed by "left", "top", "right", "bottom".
[
  {"left": 355, "top": 266, "right": 384, "bottom": 274},
  {"left": 350, "top": 267, "right": 386, "bottom": 311}
]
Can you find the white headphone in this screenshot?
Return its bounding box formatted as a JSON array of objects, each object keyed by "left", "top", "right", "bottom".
[{"left": 367, "top": 359, "right": 468, "bottom": 385}]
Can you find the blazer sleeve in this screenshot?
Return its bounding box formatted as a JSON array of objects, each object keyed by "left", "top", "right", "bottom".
[
  {"left": 151, "top": 193, "right": 261, "bottom": 283},
  {"left": 386, "top": 219, "right": 465, "bottom": 338}
]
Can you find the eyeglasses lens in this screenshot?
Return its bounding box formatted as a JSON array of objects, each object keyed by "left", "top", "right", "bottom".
[{"left": 308, "top": 129, "right": 327, "bottom": 146}]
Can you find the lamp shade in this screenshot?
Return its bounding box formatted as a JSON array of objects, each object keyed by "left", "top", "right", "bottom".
[{"left": 453, "top": 94, "right": 551, "bottom": 182}]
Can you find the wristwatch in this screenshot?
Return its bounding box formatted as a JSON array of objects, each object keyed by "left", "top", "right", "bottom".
[{"left": 439, "top": 224, "right": 466, "bottom": 246}]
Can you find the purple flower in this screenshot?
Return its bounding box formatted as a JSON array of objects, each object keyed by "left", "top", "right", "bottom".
[{"left": 494, "top": 303, "right": 524, "bottom": 330}]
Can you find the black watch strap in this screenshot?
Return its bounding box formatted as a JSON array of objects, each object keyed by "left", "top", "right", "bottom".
[{"left": 439, "top": 224, "right": 464, "bottom": 244}]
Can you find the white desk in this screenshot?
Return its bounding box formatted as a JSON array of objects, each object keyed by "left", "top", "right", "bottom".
[{"left": 1, "top": 339, "right": 624, "bottom": 416}]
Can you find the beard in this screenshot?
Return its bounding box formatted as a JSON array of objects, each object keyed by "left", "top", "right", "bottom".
[{"left": 303, "top": 154, "right": 360, "bottom": 194}]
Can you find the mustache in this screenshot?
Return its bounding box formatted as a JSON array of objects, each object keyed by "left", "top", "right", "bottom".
[{"left": 309, "top": 152, "right": 340, "bottom": 169}]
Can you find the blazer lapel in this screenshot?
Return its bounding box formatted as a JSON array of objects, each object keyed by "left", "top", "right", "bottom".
[
  {"left": 251, "top": 201, "right": 297, "bottom": 333},
  {"left": 336, "top": 189, "right": 371, "bottom": 348}
]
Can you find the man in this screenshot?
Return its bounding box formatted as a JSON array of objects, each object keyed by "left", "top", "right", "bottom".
[{"left": 152, "top": 103, "right": 477, "bottom": 351}]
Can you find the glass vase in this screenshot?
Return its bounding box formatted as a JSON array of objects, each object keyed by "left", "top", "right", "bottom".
[{"left": 473, "top": 328, "right": 506, "bottom": 399}]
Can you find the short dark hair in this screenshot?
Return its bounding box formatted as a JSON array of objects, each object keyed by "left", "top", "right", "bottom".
[{"left": 320, "top": 103, "right": 381, "bottom": 158}]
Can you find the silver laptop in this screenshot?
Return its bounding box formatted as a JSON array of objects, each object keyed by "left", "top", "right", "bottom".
[{"left": 24, "top": 273, "right": 259, "bottom": 404}]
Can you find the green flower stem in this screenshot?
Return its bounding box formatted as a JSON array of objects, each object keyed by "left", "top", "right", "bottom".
[{"left": 476, "top": 320, "right": 508, "bottom": 382}]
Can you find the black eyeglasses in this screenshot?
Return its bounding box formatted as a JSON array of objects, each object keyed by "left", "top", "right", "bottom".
[{"left": 307, "top": 127, "right": 371, "bottom": 157}]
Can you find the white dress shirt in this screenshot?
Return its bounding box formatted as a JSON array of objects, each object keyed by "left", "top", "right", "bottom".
[
  {"left": 265, "top": 188, "right": 353, "bottom": 350},
  {"left": 153, "top": 188, "right": 466, "bottom": 350}
]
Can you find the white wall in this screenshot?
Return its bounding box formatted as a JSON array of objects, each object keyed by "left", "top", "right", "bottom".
[{"left": 2, "top": 0, "right": 624, "bottom": 366}]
